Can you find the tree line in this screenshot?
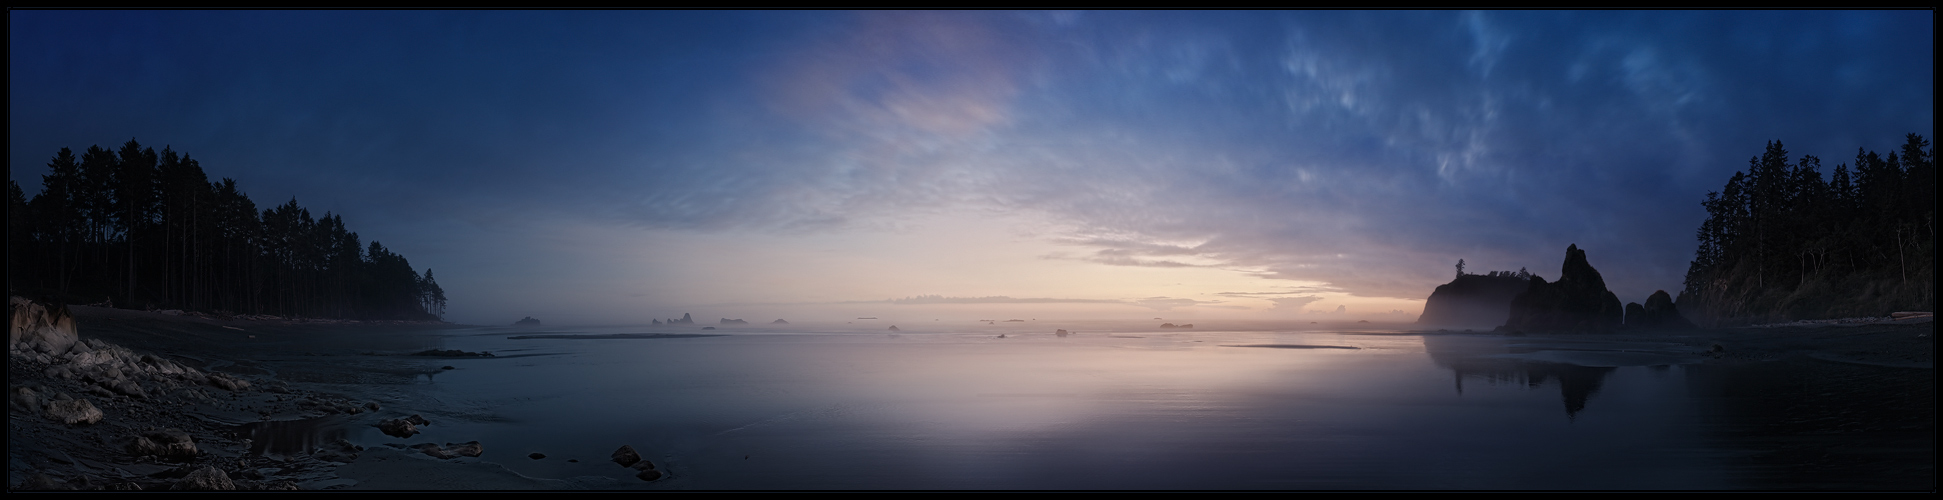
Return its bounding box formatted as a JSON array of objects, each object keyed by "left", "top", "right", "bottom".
[
  {"left": 1680, "top": 133, "right": 1934, "bottom": 324},
  {"left": 5, "top": 139, "right": 446, "bottom": 321}
]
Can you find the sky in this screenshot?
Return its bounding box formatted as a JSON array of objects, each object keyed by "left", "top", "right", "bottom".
[{"left": 9, "top": 10, "right": 1935, "bottom": 325}]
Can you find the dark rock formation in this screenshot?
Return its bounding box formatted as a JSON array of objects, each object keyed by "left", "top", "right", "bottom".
[
  {"left": 1625, "top": 290, "right": 1696, "bottom": 329},
  {"left": 125, "top": 428, "right": 198, "bottom": 460},
  {"left": 668, "top": 313, "right": 695, "bottom": 324},
  {"left": 313, "top": 438, "right": 362, "bottom": 463},
  {"left": 173, "top": 466, "right": 235, "bottom": 491},
  {"left": 513, "top": 317, "right": 541, "bottom": 326},
  {"left": 1159, "top": 323, "right": 1194, "bottom": 328},
  {"left": 720, "top": 318, "right": 749, "bottom": 325},
  {"left": 888, "top": 325, "right": 900, "bottom": 332},
  {"left": 771, "top": 319, "right": 789, "bottom": 324},
  {"left": 1499, "top": 245, "right": 1624, "bottom": 333},
  {"left": 10, "top": 296, "right": 79, "bottom": 356},
  {"left": 47, "top": 398, "right": 102, "bottom": 425},
  {"left": 378, "top": 414, "right": 430, "bottom": 438},
  {"left": 1417, "top": 274, "right": 1533, "bottom": 327},
  {"left": 1055, "top": 329, "right": 1069, "bottom": 337},
  {"left": 652, "top": 319, "right": 662, "bottom": 325},
  {"left": 612, "top": 445, "right": 643, "bottom": 467}
]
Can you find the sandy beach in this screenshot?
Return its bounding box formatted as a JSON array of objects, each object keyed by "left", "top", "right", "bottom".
[{"left": 8, "top": 305, "right": 1934, "bottom": 490}]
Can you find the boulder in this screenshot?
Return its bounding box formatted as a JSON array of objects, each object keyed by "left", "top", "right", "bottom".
[
  {"left": 126, "top": 428, "right": 198, "bottom": 459},
  {"left": 10, "top": 296, "right": 79, "bottom": 356},
  {"left": 313, "top": 438, "right": 362, "bottom": 463},
  {"left": 611, "top": 445, "right": 642, "bottom": 467},
  {"left": 411, "top": 441, "right": 482, "bottom": 459},
  {"left": 173, "top": 467, "right": 236, "bottom": 491},
  {"left": 11, "top": 386, "right": 41, "bottom": 415},
  {"left": 46, "top": 398, "right": 102, "bottom": 425},
  {"left": 1499, "top": 245, "right": 1625, "bottom": 333}
]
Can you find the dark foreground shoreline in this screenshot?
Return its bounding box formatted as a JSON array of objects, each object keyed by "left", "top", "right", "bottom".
[{"left": 8, "top": 306, "right": 1935, "bottom": 490}]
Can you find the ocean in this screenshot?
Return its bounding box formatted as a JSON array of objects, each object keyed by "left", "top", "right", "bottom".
[{"left": 259, "top": 320, "right": 1931, "bottom": 490}]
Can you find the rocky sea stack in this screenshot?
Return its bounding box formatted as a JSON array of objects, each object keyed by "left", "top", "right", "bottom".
[
  {"left": 1417, "top": 273, "right": 1532, "bottom": 327},
  {"left": 1624, "top": 290, "right": 1696, "bottom": 330},
  {"left": 1499, "top": 245, "right": 1624, "bottom": 333}
]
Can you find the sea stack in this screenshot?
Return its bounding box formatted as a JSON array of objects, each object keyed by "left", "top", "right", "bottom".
[
  {"left": 1417, "top": 273, "right": 1532, "bottom": 327},
  {"left": 771, "top": 319, "right": 789, "bottom": 324},
  {"left": 1624, "top": 290, "right": 1696, "bottom": 330},
  {"left": 1499, "top": 245, "right": 1623, "bottom": 333},
  {"left": 514, "top": 317, "right": 541, "bottom": 326}
]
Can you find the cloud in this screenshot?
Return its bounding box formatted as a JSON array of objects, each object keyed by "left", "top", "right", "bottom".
[{"left": 1268, "top": 296, "right": 1326, "bottom": 311}]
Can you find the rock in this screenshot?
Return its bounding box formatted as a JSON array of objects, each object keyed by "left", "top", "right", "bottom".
[
  {"left": 632, "top": 460, "right": 662, "bottom": 481},
  {"left": 206, "top": 372, "right": 251, "bottom": 391},
  {"left": 701, "top": 327, "right": 715, "bottom": 330},
  {"left": 1055, "top": 329, "right": 1069, "bottom": 337},
  {"left": 997, "top": 334, "right": 1007, "bottom": 338},
  {"left": 888, "top": 325, "right": 900, "bottom": 332},
  {"left": 314, "top": 438, "right": 362, "bottom": 463},
  {"left": 668, "top": 313, "right": 695, "bottom": 325},
  {"left": 46, "top": 398, "right": 102, "bottom": 425},
  {"left": 1416, "top": 273, "right": 1536, "bottom": 327},
  {"left": 18, "top": 473, "right": 68, "bottom": 490},
  {"left": 612, "top": 445, "right": 642, "bottom": 467},
  {"left": 514, "top": 316, "right": 541, "bottom": 326},
  {"left": 173, "top": 466, "right": 235, "bottom": 491},
  {"left": 719, "top": 318, "right": 749, "bottom": 325},
  {"left": 9, "top": 296, "right": 79, "bottom": 356},
  {"left": 125, "top": 428, "right": 199, "bottom": 460},
  {"left": 365, "top": 401, "right": 381, "bottom": 411},
  {"left": 1500, "top": 245, "right": 1625, "bottom": 333},
  {"left": 11, "top": 386, "right": 41, "bottom": 415},
  {"left": 377, "top": 417, "right": 420, "bottom": 438},
  {"left": 529, "top": 452, "right": 546, "bottom": 460},
  {"left": 1626, "top": 290, "right": 1696, "bottom": 330},
  {"left": 652, "top": 319, "right": 662, "bottom": 325},
  {"left": 771, "top": 319, "right": 789, "bottom": 324}
]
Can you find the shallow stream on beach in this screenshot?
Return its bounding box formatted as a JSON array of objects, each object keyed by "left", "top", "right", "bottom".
[{"left": 302, "top": 321, "right": 1931, "bottom": 490}]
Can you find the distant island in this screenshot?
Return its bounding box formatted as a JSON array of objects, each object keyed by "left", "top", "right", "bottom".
[
  {"left": 514, "top": 317, "right": 541, "bottom": 326},
  {"left": 719, "top": 318, "right": 748, "bottom": 325},
  {"left": 771, "top": 319, "right": 788, "bottom": 324}
]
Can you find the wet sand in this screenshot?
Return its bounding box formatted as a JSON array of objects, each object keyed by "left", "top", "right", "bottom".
[{"left": 8, "top": 307, "right": 1934, "bottom": 490}]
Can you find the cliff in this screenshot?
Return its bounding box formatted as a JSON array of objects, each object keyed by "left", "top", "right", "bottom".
[
  {"left": 1416, "top": 274, "right": 1533, "bottom": 327},
  {"left": 1500, "top": 245, "right": 1624, "bottom": 333}
]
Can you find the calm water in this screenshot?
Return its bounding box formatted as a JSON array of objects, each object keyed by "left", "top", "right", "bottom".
[{"left": 298, "top": 321, "right": 1932, "bottom": 490}]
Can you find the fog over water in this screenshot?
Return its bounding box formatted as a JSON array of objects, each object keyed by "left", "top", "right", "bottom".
[{"left": 241, "top": 321, "right": 1929, "bottom": 490}]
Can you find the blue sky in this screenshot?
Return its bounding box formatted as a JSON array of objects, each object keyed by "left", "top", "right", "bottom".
[{"left": 10, "top": 10, "right": 1933, "bottom": 325}]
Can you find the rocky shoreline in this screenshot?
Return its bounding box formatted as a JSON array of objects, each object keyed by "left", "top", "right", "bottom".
[{"left": 7, "top": 298, "right": 664, "bottom": 490}]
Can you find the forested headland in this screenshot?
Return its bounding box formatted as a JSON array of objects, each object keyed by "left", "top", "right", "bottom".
[
  {"left": 6, "top": 139, "right": 446, "bottom": 321},
  {"left": 1680, "top": 134, "right": 1934, "bottom": 326}
]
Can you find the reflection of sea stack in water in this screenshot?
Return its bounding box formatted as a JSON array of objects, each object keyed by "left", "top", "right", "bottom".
[
  {"left": 888, "top": 325, "right": 900, "bottom": 332},
  {"left": 514, "top": 317, "right": 541, "bottom": 326},
  {"left": 772, "top": 319, "right": 789, "bottom": 324},
  {"left": 1499, "top": 244, "right": 1624, "bottom": 333},
  {"left": 720, "top": 318, "right": 749, "bottom": 325},
  {"left": 667, "top": 313, "right": 695, "bottom": 325}
]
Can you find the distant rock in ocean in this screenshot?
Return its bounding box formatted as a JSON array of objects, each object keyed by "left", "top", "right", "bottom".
[
  {"left": 1159, "top": 323, "right": 1193, "bottom": 328},
  {"left": 702, "top": 327, "right": 715, "bottom": 330},
  {"left": 1499, "top": 244, "right": 1624, "bottom": 333},
  {"left": 668, "top": 313, "right": 695, "bottom": 325},
  {"left": 1416, "top": 273, "right": 1532, "bottom": 327},
  {"left": 720, "top": 318, "right": 749, "bottom": 325},
  {"left": 1625, "top": 290, "right": 1696, "bottom": 330},
  {"left": 1055, "top": 329, "right": 1069, "bottom": 337},
  {"left": 652, "top": 319, "right": 662, "bottom": 325},
  {"left": 514, "top": 317, "right": 541, "bottom": 326},
  {"left": 772, "top": 319, "right": 788, "bottom": 324},
  {"left": 888, "top": 325, "right": 901, "bottom": 332}
]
